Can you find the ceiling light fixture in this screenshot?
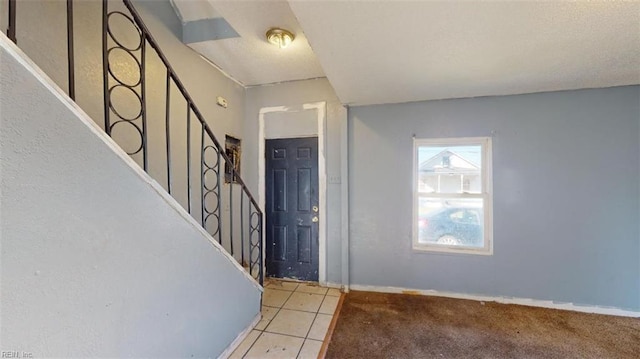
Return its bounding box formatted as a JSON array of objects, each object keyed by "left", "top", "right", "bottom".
[{"left": 266, "top": 28, "right": 295, "bottom": 49}]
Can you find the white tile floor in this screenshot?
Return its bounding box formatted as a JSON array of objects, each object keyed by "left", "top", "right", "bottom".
[{"left": 230, "top": 280, "right": 342, "bottom": 359}]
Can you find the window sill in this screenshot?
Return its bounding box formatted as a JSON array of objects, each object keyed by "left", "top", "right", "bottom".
[{"left": 412, "top": 243, "right": 493, "bottom": 256}]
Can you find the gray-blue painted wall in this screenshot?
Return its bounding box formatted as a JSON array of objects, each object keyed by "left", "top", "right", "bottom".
[
  {"left": 349, "top": 86, "right": 640, "bottom": 311},
  {"left": 1, "top": 35, "right": 260, "bottom": 357}
]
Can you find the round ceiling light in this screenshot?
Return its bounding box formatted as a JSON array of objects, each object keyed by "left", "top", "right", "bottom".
[{"left": 266, "top": 28, "right": 295, "bottom": 49}]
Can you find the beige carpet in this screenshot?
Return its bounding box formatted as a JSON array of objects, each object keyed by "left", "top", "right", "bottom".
[{"left": 325, "top": 291, "right": 640, "bottom": 359}]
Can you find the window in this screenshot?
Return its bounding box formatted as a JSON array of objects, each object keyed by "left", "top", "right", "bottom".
[{"left": 413, "top": 137, "right": 492, "bottom": 254}]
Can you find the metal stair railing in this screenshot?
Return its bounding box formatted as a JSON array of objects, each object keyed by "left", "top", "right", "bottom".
[{"left": 5, "top": 0, "right": 263, "bottom": 285}]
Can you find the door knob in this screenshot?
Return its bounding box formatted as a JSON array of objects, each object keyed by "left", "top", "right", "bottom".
[
  {"left": 312, "top": 206, "right": 319, "bottom": 212},
  {"left": 312, "top": 216, "right": 319, "bottom": 223}
]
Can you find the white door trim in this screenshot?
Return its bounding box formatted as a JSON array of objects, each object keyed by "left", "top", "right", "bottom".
[{"left": 258, "top": 102, "right": 327, "bottom": 285}]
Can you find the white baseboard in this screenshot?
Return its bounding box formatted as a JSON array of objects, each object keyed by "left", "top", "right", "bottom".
[
  {"left": 323, "top": 281, "right": 343, "bottom": 289},
  {"left": 218, "top": 313, "right": 261, "bottom": 359},
  {"left": 349, "top": 284, "right": 640, "bottom": 318},
  {"left": 276, "top": 278, "right": 344, "bottom": 291}
]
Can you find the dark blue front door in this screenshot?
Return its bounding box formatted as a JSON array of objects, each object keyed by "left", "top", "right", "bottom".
[{"left": 265, "top": 137, "right": 319, "bottom": 281}]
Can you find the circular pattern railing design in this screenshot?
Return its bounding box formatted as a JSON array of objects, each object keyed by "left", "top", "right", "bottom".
[
  {"left": 105, "top": 10, "right": 145, "bottom": 157},
  {"left": 249, "top": 209, "right": 262, "bottom": 281},
  {"left": 202, "top": 145, "right": 222, "bottom": 242},
  {"left": 101, "top": 1, "right": 263, "bottom": 285}
]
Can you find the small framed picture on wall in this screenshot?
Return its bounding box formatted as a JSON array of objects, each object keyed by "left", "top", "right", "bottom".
[{"left": 225, "top": 135, "right": 241, "bottom": 184}]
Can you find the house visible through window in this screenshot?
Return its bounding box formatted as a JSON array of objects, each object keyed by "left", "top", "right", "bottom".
[{"left": 413, "top": 137, "right": 492, "bottom": 254}]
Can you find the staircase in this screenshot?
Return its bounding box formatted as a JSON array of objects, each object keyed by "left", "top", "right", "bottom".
[{"left": 4, "top": 0, "right": 263, "bottom": 285}]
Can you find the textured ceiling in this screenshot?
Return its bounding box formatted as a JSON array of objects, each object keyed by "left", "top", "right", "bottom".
[
  {"left": 288, "top": 1, "right": 640, "bottom": 105},
  {"left": 171, "top": 0, "right": 325, "bottom": 86},
  {"left": 172, "top": 1, "right": 640, "bottom": 105}
]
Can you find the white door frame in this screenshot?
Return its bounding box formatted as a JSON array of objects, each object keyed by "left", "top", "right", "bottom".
[{"left": 258, "top": 102, "right": 327, "bottom": 285}]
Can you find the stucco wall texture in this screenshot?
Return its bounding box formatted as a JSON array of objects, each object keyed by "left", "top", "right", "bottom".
[
  {"left": 4, "top": 0, "right": 249, "bottom": 260},
  {"left": 0, "top": 35, "right": 260, "bottom": 357}
]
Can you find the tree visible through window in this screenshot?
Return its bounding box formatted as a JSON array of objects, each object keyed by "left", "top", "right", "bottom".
[{"left": 413, "top": 137, "right": 492, "bottom": 254}]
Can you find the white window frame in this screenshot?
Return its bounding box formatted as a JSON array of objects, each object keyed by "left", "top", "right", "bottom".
[{"left": 412, "top": 137, "right": 493, "bottom": 255}]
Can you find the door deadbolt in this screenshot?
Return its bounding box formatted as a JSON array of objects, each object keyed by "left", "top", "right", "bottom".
[
  {"left": 312, "top": 216, "right": 319, "bottom": 223},
  {"left": 312, "top": 206, "right": 319, "bottom": 212}
]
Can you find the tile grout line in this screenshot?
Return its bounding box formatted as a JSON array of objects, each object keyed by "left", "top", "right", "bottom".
[
  {"left": 261, "top": 332, "right": 313, "bottom": 340},
  {"left": 318, "top": 293, "right": 346, "bottom": 359},
  {"left": 295, "top": 291, "right": 325, "bottom": 359},
  {"left": 247, "top": 281, "right": 335, "bottom": 359},
  {"left": 242, "top": 286, "right": 295, "bottom": 358},
  {"left": 306, "top": 294, "right": 324, "bottom": 339},
  {"left": 268, "top": 307, "right": 326, "bottom": 314},
  {"left": 240, "top": 331, "right": 262, "bottom": 359},
  {"left": 262, "top": 287, "right": 293, "bottom": 331},
  {"left": 263, "top": 295, "right": 323, "bottom": 339},
  {"left": 319, "top": 295, "right": 328, "bottom": 315}
]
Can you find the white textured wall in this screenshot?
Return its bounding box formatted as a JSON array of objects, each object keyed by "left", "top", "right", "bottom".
[
  {"left": 3, "top": 0, "right": 249, "bottom": 261},
  {"left": 0, "top": 35, "right": 260, "bottom": 357},
  {"left": 264, "top": 110, "right": 318, "bottom": 139}
]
